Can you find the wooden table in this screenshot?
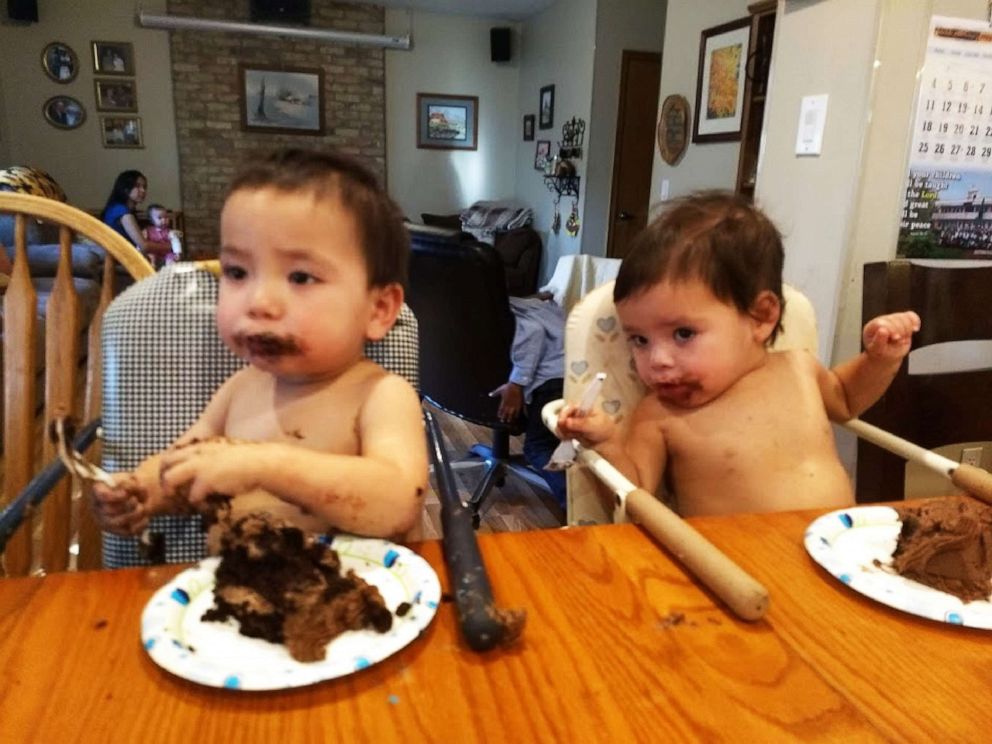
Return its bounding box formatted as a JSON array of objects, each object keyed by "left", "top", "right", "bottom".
[{"left": 2, "top": 510, "right": 990, "bottom": 742}]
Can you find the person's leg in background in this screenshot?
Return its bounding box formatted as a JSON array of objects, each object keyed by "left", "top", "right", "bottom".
[{"left": 523, "top": 377, "right": 566, "bottom": 511}]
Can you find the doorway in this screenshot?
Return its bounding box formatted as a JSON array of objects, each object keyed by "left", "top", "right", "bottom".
[{"left": 606, "top": 50, "right": 661, "bottom": 260}]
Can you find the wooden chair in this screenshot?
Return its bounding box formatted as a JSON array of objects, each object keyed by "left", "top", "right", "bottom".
[
  {"left": 0, "top": 192, "right": 153, "bottom": 576},
  {"left": 857, "top": 260, "right": 992, "bottom": 502}
]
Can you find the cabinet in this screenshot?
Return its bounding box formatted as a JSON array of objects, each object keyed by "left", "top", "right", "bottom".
[{"left": 735, "top": 0, "right": 776, "bottom": 200}]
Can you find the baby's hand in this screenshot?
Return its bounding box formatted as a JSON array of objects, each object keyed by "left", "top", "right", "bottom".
[
  {"left": 160, "top": 439, "right": 259, "bottom": 505},
  {"left": 91, "top": 473, "right": 149, "bottom": 536},
  {"left": 556, "top": 403, "right": 614, "bottom": 447},
  {"left": 863, "top": 311, "right": 921, "bottom": 361}
]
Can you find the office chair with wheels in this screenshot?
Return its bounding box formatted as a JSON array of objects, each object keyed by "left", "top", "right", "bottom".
[{"left": 406, "top": 232, "right": 552, "bottom": 525}]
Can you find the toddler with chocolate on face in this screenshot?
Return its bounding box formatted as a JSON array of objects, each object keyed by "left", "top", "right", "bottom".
[{"left": 92, "top": 149, "right": 427, "bottom": 542}]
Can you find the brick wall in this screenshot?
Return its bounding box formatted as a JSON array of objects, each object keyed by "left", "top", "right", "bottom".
[{"left": 168, "top": 0, "right": 386, "bottom": 257}]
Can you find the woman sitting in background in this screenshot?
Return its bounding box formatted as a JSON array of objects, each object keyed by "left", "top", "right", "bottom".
[{"left": 101, "top": 170, "right": 171, "bottom": 265}]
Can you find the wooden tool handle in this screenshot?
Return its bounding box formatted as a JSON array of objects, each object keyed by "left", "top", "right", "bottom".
[
  {"left": 844, "top": 418, "right": 992, "bottom": 505},
  {"left": 950, "top": 463, "right": 992, "bottom": 506},
  {"left": 625, "top": 488, "right": 769, "bottom": 622}
]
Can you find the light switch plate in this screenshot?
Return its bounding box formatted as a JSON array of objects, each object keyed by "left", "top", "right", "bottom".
[{"left": 795, "top": 94, "right": 828, "bottom": 156}]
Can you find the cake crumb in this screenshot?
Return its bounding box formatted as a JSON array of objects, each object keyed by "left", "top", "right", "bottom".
[
  {"left": 93, "top": 619, "right": 108, "bottom": 630},
  {"left": 659, "top": 612, "right": 686, "bottom": 628},
  {"left": 395, "top": 601, "right": 412, "bottom": 617}
]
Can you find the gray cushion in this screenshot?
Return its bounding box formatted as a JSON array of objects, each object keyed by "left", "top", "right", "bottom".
[{"left": 3, "top": 241, "right": 106, "bottom": 281}]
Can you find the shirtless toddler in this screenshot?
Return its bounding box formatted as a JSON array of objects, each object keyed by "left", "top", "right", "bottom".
[
  {"left": 557, "top": 191, "right": 920, "bottom": 516},
  {"left": 93, "top": 148, "right": 427, "bottom": 540}
]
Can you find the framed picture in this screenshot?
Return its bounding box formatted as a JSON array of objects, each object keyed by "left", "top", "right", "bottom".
[
  {"left": 657, "top": 94, "right": 691, "bottom": 165},
  {"left": 43, "top": 95, "right": 85, "bottom": 130},
  {"left": 416, "top": 93, "right": 478, "bottom": 150},
  {"left": 94, "top": 78, "right": 137, "bottom": 112},
  {"left": 100, "top": 115, "right": 143, "bottom": 148},
  {"left": 523, "top": 114, "right": 535, "bottom": 141},
  {"left": 240, "top": 65, "right": 324, "bottom": 135},
  {"left": 539, "top": 85, "right": 555, "bottom": 130},
  {"left": 534, "top": 140, "right": 550, "bottom": 171},
  {"left": 41, "top": 41, "right": 78, "bottom": 83},
  {"left": 91, "top": 41, "right": 135, "bottom": 76},
  {"left": 693, "top": 18, "right": 751, "bottom": 143}
]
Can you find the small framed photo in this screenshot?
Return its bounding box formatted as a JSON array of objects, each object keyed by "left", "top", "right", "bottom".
[
  {"left": 43, "top": 95, "right": 86, "bottom": 130},
  {"left": 41, "top": 41, "right": 78, "bottom": 83},
  {"left": 523, "top": 114, "right": 535, "bottom": 141},
  {"left": 534, "top": 140, "right": 550, "bottom": 171},
  {"left": 240, "top": 65, "right": 324, "bottom": 135},
  {"left": 94, "top": 78, "right": 137, "bottom": 112},
  {"left": 539, "top": 84, "right": 555, "bottom": 130},
  {"left": 92, "top": 41, "right": 135, "bottom": 76},
  {"left": 100, "top": 115, "right": 143, "bottom": 148},
  {"left": 693, "top": 17, "right": 751, "bottom": 143},
  {"left": 417, "top": 93, "right": 478, "bottom": 150}
]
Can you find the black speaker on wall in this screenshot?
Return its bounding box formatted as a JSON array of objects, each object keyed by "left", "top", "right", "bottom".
[
  {"left": 6, "top": 0, "right": 38, "bottom": 23},
  {"left": 250, "top": 0, "right": 310, "bottom": 26},
  {"left": 490, "top": 27, "right": 511, "bottom": 62}
]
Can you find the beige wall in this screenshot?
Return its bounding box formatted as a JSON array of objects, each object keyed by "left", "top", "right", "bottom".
[
  {"left": 384, "top": 10, "right": 522, "bottom": 222},
  {"left": 0, "top": 0, "right": 180, "bottom": 210},
  {"left": 649, "top": 0, "right": 753, "bottom": 212}
]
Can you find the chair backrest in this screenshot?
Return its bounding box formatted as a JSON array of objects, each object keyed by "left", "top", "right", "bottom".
[
  {"left": 99, "top": 263, "right": 419, "bottom": 568},
  {"left": 563, "top": 280, "right": 818, "bottom": 525},
  {"left": 406, "top": 232, "right": 515, "bottom": 429},
  {"left": 858, "top": 260, "right": 992, "bottom": 501},
  {"left": 0, "top": 191, "right": 153, "bottom": 576}
]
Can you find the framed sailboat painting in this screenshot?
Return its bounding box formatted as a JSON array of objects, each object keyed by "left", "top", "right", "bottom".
[{"left": 239, "top": 65, "right": 325, "bottom": 135}]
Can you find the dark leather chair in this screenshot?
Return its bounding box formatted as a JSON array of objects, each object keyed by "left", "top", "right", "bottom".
[
  {"left": 857, "top": 260, "right": 992, "bottom": 502},
  {"left": 406, "top": 230, "right": 551, "bottom": 523}
]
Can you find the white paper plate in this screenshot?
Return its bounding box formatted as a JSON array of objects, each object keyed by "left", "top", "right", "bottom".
[
  {"left": 141, "top": 535, "right": 441, "bottom": 689},
  {"left": 804, "top": 505, "right": 992, "bottom": 629}
]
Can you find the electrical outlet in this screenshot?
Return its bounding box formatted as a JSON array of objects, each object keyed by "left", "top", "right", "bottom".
[{"left": 962, "top": 446, "right": 983, "bottom": 467}]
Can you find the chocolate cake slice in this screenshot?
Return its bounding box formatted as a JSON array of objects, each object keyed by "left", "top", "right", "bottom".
[
  {"left": 891, "top": 498, "right": 992, "bottom": 603},
  {"left": 202, "top": 513, "right": 393, "bottom": 662}
]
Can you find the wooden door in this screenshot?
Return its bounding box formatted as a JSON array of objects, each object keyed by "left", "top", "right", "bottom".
[{"left": 606, "top": 50, "right": 661, "bottom": 260}]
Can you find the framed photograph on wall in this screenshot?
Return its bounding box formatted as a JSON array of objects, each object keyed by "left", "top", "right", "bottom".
[
  {"left": 416, "top": 93, "right": 478, "bottom": 150},
  {"left": 534, "top": 140, "right": 550, "bottom": 171},
  {"left": 100, "top": 115, "right": 143, "bottom": 148},
  {"left": 94, "top": 78, "right": 137, "bottom": 112},
  {"left": 539, "top": 85, "right": 555, "bottom": 130},
  {"left": 240, "top": 65, "right": 325, "bottom": 135},
  {"left": 43, "top": 95, "right": 85, "bottom": 130},
  {"left": 523, "top": 114, "right": 535, "bottom": 141},
  {"left": 41, "top": 41, "right": 78, "bottom": 83},
  {"left": 692, "top": 17, "right": 750, "bottom": 143},
  {"left": 91, "top": 41, "right": 135, "bottom": 76}
]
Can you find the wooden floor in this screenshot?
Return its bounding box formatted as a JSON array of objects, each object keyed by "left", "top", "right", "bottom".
[{"left": 420, "top": 403, "right": 565, "bottom": 539}]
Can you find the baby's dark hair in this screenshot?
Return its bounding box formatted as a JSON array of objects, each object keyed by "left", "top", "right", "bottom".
[
  {"left": 614, "top": 190, "right": 785, "bottom": 343},
  {"left": 227, "top": 148, "right": 408, "bottom": 288}
]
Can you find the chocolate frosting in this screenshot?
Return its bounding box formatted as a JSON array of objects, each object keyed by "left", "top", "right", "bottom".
[{"left": 892, "top": 498, "right": 992, "bottom": 603}]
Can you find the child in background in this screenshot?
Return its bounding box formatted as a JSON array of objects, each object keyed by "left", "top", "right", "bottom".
[
  {"left": 93, "top": 148, "right": 427, "bottom": 541},
  {"left": 143, "top": 203, "right": 183, "bottom": 268},
  {"left": 557, "top": 191, "right": 920, "bottom": 517}
]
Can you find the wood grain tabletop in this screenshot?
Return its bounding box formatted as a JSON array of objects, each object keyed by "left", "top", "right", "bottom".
[{"left": 1, "top": 510, "right": 989, "bottom": 743}]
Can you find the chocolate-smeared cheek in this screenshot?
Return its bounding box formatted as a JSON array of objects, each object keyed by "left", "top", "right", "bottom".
[{"left": 236, "top": 332, "right": 304, "bottom": 356}]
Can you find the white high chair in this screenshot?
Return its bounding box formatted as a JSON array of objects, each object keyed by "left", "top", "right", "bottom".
[{"left": 544, "top": 281, "right": 819, "bottom": 526}]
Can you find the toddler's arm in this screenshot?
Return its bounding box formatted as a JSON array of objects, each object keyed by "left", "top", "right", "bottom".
[
  {"left": 557, "top": 395, "right": 668, "bottom": 494},
  {"left": 89, "top": 376, "right": 233, "bottom": 534},
  {"left": 818, "top": 310, "right": 921, "bottom": 421},
  {"left": 158, "top": 375, "right": 428, "bottom": 539}
]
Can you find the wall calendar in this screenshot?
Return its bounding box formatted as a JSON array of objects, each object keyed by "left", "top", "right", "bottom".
[{"left": 899, "top": 15, "right": 992, "bottom": 258}]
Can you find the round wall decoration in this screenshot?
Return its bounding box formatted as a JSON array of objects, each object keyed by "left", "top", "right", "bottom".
[
  {"left": 657, "top": 94, "right": 690, "bottom": 166},
  {"left": 41, "top": 41, "right": 79, "bottom": 83}
]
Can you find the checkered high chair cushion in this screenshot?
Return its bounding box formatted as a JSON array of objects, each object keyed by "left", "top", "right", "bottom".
[
  {"left": 563, "top": 281, "right": 818, "bottom": 525},
  {"left": 100, "top": 263, "right": 419, "bottom": 568}
]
